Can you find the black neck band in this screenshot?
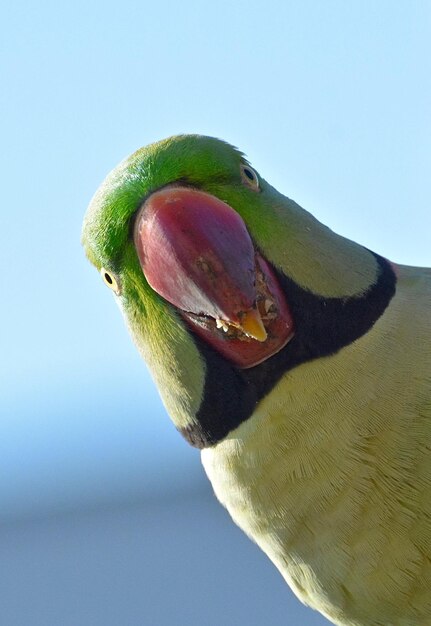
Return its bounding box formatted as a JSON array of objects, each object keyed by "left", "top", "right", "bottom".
[{"left": 180, "top": 253, "right": 396, "bottom": 449}]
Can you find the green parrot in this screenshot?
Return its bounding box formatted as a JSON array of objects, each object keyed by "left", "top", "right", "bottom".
[{"left": 82, "top": 135, "right": 431, "bottom": 626}]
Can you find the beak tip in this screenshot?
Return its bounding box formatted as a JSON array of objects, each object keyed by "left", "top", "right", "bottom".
[{"left": 239, "top": 308, "right": 268, "bottom": 343}]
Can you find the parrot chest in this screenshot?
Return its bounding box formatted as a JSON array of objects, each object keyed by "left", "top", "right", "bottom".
[
  {"left": 202, "top": 364, "right": 378, "bottom": 624},
  {"left": 201, "top": 284, "right": 431, "bottom": 625}
]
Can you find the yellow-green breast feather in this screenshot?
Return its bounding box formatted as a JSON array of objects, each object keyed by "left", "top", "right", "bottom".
[{"left": 203, "top": 264, "right": 431, "bottom": 625}]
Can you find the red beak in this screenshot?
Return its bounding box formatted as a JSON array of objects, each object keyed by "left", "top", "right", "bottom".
[{"left": 134, "top": 186, "right": 293, "bottom": 367}]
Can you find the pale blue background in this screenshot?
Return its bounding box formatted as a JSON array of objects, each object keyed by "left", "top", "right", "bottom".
[{"left": 1, "top": 1, "right": 430, "bottom": 625}]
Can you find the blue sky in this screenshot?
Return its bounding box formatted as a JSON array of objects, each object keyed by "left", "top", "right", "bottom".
[{"left": 1, "top": 1, "right": 430, "bottom": 519}]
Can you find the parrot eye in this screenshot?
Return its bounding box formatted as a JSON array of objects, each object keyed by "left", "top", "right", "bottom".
[
  {"left": 240, "top": 164, "right": 260, "bottom": 191},
  {"left": 101, "top": 268, "right": 121, "bottom": 294}
]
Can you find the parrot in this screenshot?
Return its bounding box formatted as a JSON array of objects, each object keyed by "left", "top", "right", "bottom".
[{"left": 82, "top": 135, "right": 431, "bottom": 626}]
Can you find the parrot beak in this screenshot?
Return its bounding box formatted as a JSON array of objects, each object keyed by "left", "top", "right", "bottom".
[{"left": 134, "top": 186, "right": 294, "bottom": 368}]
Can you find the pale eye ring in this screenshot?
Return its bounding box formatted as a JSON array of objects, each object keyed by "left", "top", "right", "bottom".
[
  {"left": 101, "top": 267, "right": 121, "bottom": 294},
  {"left": 240, "top": 164, "right": 260, "bottom": 191}
]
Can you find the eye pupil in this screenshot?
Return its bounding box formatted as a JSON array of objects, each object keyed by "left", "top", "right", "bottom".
[
  {"left": 101, "top": 267, "right": 121, "bottom": 293},
  {"left": 240, "top": 164, "right": 259, "bottom": 191}
]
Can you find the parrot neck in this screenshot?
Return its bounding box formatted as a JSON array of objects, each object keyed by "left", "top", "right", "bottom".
[{"left": 180, "top": 253, "right": 397, "bottom": 449}]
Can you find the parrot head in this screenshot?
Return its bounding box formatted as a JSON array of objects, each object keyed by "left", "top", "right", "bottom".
[{"left": 82, "top": 135, "right": 395, "bottom": 447}]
